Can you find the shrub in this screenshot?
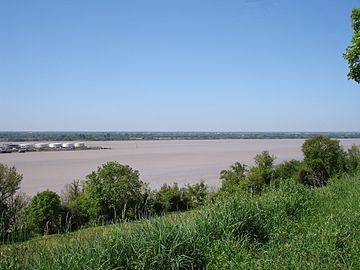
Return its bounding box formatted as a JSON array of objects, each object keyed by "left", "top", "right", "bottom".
[
  {"left": 300, "top": 136, "right": 346, "bottom": 187},
  {"left": 0, "top": 164, "right": 29, "bottom": 242},
  {"left": 274, "top": 160, "right": 302, "bottom": 181},
  {"left": 85, "top": 162, "right": 147, "bottom": 221},
  {"left": 219, "top": 162, "right": 247, "bottom": 193},
  {"left": 245, "top": 151, "right": 276, "bottom": 193},
  {"left": 346, "top": 145, "right": 360, "bottom": 174},
  {"left": 26, "top": 190, "right": 63, "bottom": 234},
  {"left": 61, "top": 180, "right": 83, "bottom": 204},
  {"left": 65, "top": 192, "right": 91, "bottom": 231},
  {"left": 60, "top": 180, "right": 90, "bottom": 231},
  {"left": 184, "top": 180, "right": 209, "bottom": 208},
  {"left": 153, "top": 183, "right": 189, "bottom": 213}
]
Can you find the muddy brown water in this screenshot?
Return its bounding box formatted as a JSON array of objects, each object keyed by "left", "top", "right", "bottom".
[{"left": 1, "top": 139, "right": 359, "bottom": 196}]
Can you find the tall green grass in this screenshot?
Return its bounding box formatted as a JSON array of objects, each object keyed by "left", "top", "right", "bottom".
[{"left": 2, "top": 174, "right": 360, "bottom": 269}]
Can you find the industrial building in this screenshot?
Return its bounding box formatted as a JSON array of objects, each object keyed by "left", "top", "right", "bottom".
[{"left": 1, "top": 142, "right": 88, "bottom": 153}]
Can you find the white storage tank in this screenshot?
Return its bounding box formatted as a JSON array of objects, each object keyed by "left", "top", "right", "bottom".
[
  {"left": 74, "top": 142, "right": 86, "bottom": 148},
  {"left": 49, "top": 143, "right": 62, "bottom": 149},
  {"left": 62, "top": 143, "right": 75, "bottom": 149},
  {"left": 7, "top": 144, "right": 20, "bottom": 149},
  {"left": 20, "top": 143, "right": 34, "bottom": 150},
  {"left": 35, "top": 143, "right": 49, "bottom": 149}
]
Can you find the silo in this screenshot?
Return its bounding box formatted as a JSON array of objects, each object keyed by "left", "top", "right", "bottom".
[
  {"left": 8, "top": 144, "right": 20, "bottom": 149},
  {"left": 35, "top": 143, "right": 49, "bottom": 149},
  {"left": 74, "top": 142, "right": 86, "bottom": 148},
  {"left": 20, "top": 143, "right": 34, "bottom": 150},
  {"left": 49, "top": 143, "right": 62, "bottom": 149},
  {"left": 62, "top": 143, "right": 75, "bottom": 149}
]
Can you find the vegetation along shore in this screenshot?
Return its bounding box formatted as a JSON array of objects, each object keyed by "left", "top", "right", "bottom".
[
  {"left": 1, "top": 135, "right": 360, "bottom": 269},
  {"left": 1, "top": 131, "right": 360, "bottom": 142}
]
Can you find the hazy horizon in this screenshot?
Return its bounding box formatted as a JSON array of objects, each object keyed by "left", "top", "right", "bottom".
[{"left": 2, "top": 130, "right": 360, "bottom": 133}]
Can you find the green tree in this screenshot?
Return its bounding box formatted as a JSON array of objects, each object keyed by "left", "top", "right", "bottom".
[
  {"left": 219, "top": 162, "right": 247, "bottom": 192},
  {"left": 60, "top": 180, "right": 89, "bottom": 231},
  {"left": 300, "top": 136, "right": 346, "bottom": 187},
  {"left": 85, "top": 162, "right": 146, "bottom": 221},
  {"left": 346, "top": 145, "right": 360, "bottom": 173},
  {"left": 153, "top": 183, "right": 189, "bottom": 213},
  {"left": 343, "top": 8, "right": 360, "bottom": 83},
  {"left": 61, "top": 180, "right": 83, "bottom": 204},
  {"left": 246, "top": 151, "right": 276, "bottom": 194},
  {"left": 274, "top": 160, "right": 302, "bottom": 180},
  {"left": 26, "top": 191, "right": 62, "bottom": 234},
  {"left": 184, "top": 181, "right": 208, "bottom": 208},
  {"left": 0, "top": 164, "right": 26, "bottom": 241},
  {"left": 65, "top": 192, "right": 91, "bottom": 231}
]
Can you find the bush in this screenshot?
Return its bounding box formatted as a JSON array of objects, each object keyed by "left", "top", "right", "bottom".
[
  {"left": 220, "top": 152, "right": 312, "bottom": 195},
  {"left": 26, "top": 190, "right": 63, "bottom": 234},
  {"left": 85, "top": 162, "right": 147, "bottom": 221},
  {"left": 184, "top": 180, "right": 209, "bottom": 208},
  {"left": 346, "top": 145, "right": 360, "bottom": 174},
  {"left": 245, "top": 151, "right": 276, "bottom": 194},
  {"left": 300, "top": 136, "right": 346, "bottom": 187},
  {"left": 60, "top": 180, "right": 90, "bottom": 231},
  {"left": 64, "top": 192, "right": 91, "bottom": 231},
  {"left": 0, "top": 164, "right": 29, "bottom": 242},
  {"left": 219, "top": 162, "right": 247, "bottom": 193},
  {"left": 61, "top": 180, "right": 83, "bottom": 204},
  {"left": 274, "top": 160, "right": 302, "bottom": 181},
  {"left": 153, "top": 181, "right": 209, "bottom": 214},
  {"left": 153, "top": 183, "right": 189, "bottom": 213}
]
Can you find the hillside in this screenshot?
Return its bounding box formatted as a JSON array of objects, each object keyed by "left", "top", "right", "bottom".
[{"left": 2, "top": 174, "right": 360, "bottom": 269}]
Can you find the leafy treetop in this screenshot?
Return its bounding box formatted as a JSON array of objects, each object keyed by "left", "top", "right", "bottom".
[{"left": 344, "top": 8, "right": 360, "bottom": 83}]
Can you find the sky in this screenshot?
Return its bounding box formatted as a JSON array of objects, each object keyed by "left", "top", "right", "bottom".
[{"left": 0, "top": 0, "right": 359, "bottom": 132}]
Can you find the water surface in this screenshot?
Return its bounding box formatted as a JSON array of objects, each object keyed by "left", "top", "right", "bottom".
[{"left": 1, "top": 139, "right": 359, "bottom": 195}]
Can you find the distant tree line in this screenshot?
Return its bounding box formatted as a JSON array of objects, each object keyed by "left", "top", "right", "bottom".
[
  {"left": 1, "top": 131, "right": 360, "bottom": 142},
  {"left": 1, "top": 136, "right": 360, "bottom": 243}
]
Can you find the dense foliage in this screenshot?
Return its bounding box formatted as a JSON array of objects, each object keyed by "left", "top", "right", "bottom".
[
  {"left": 84, "top": 162, "right": 147, "bottom": 221},
  {"left": 0, "top": 165, "right": 27, "bottom": 242},
  {"left": 246, "top": 151, "right": 276, "bottom": 193},
  {"left": 219, "top": 136, "right": 360, "bottom": 193},
  {"left": 300, "top": 136, "right": 346, "bottom": 187},
  {"left": 346, "top": 145, "right": 360, "bottom": 173},
  {"left": 220, "top": 162, "right": 247, "bottom": 193},
  {"left": 153, "top": 181, "right": 208, "bottom": 213},
  {"left": 26, "top": 191, "right": 62, "bottom": 234},
  {"left": 344, "top": 8, "right": 360, "bottom": 83}
]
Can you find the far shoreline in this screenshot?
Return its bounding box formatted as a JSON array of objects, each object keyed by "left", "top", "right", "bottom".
[{"left": 1, "top": 131, "right": 360, "bottom": 143}]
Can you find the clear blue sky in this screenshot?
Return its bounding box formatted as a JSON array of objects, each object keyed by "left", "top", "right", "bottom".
[{"left": 1, "top": 0, "right": 359, "bottom": 132}]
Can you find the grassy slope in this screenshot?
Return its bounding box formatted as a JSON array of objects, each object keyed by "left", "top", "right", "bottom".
[{"left": 2, "top": 174, "right": 360, "bottom": 269}]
